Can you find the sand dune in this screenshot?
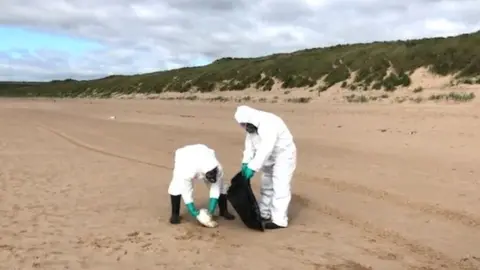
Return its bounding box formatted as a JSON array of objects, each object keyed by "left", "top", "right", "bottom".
[{"left": 1, "top": 98, "right": 480, "bottom": 270}]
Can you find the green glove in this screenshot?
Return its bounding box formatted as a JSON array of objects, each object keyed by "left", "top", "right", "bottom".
[
  {"left": 241, "top": 163, "right": 248, "bottom": 171},
  {"left": 241, "top": 163, "right": 248, "bottom": 176},
  {"left": 186, "top": 202, "right": 199, "bottom": 217},
  {"left": 208, "top": 198, "right": 219, "bottom": 214},
  {"left": 243, "top": 167, "right": 255, "bottom": 180}
]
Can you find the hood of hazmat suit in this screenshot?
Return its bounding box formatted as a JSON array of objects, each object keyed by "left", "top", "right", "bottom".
[
  {"left": 234, "top": 105, "right": 262, "bottom": 128},
  {"left": 197, "top": 147, "right": 219, "bottom": 174},
  {"left": 175, "top": 144, "right": 219, "bottom": 174}
]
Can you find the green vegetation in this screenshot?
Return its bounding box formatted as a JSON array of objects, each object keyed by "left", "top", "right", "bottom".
[
  {"left": 412, "top": 86, "right": 424, "bottom": 93},
  {"left": 342, "top": 91, "right": 475, "bottom": 104},
  {"left": 140, "top": 94, "right": 315, "bottom": 104},
  {"left": 1, "top": 30, "right": 480, "bottom": 98},
  {"left": 428, "top": 92, "right": 476, "bottom": 102},
  {"left": 284, "top": 97, "right": 312, "bottom": 103},
  {"left": 345, "top": 94, "right": 369, "bottom": 103},
  {"left": 0, "top": 81, "right": 47, "bottom": 95}
]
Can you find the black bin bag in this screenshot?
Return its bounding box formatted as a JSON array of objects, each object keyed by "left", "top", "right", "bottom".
[{"left": 226, "top": 171, "right": 264, "bottom": 232}]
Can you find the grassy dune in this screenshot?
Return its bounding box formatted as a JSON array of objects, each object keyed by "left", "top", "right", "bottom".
[{"left": 1, "top": 30, "right": 479, "bottom": 102}]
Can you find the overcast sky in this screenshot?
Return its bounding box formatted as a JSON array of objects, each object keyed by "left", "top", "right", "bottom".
[{"left": 0, "top": 0, "right": 479, "bottom": 81}]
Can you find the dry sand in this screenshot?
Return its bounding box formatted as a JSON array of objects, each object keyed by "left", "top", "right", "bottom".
[{"left": 1, "top": 97, "right": 480, "bottom": 270}]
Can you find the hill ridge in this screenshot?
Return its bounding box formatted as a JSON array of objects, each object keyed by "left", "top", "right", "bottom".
[{"left": 1, "top": 30, "right": 480, "bottom": 102}]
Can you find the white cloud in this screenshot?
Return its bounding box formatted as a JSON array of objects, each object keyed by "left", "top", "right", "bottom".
[{"left": 0, "top": 0, "right": 479, "bottom": 81}]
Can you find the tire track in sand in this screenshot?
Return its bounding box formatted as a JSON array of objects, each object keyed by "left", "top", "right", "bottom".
[
  {"left": 37, "top": 124, "right": 172, "bottom": 170},
  {"left": 317, "top": 203, "right": 479, "bottom": 270},
  {"left": 300, "top": 173, "right": 480, "bottom": 229},
  {"left": 293, "top": 194, "right": 461, "bottom": 269}
]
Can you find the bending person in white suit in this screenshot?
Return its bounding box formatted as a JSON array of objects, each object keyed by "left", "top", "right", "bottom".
[
  {"left": 167, "top": 144, "right": 235, "bottom": 228},
  {"left": 234, "top": 105, "right": 297, "bottom": 229}
]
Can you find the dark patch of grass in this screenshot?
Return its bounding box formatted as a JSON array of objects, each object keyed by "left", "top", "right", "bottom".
[
  {"left": 428, "top": 92, "right": 475, "bottom": 102},
  {"left": 284, "top": 97, "right": 312, "bottom": 103},
  {"left": 412, "top": 86, "right": 423, "bottom": 93},
  {"left": 345, "top": 94, "right": 369, "bottom": 103}
]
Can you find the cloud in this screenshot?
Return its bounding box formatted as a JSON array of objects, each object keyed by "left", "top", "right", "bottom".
[{"left": 0, "top": 0, "right": 479, "bottom": 81}]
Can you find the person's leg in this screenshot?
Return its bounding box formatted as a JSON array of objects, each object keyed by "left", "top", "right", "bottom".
[
  {"left": 167, "top": 178, "right": 182, "bottom": 224},
  {"left": 259, "top": 165, "right": 274, "bottom": 221},
  {"left": 169, "top": 195, "right": 181, "bottom": 224},
  {"left": 265, "top": 152, "right": 297, "bottom": 229},
  {"left": 219, "top": 181, "right": 235, "bottom": 220}
]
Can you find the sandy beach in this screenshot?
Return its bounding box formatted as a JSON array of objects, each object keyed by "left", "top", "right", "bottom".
[{"left": 1, "top": 98, "right": 480, "bottom": 270}]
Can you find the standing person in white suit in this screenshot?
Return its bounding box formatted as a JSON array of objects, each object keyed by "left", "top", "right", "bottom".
[
  {"left": 167, "top": 144, "right": 235, "bottom": 228},
  {"left": 234, "top": 105, "right": 297, "bottom": 229}
]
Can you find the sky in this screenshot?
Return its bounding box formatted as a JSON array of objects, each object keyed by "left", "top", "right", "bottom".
[{"left": 0, "top": 0, "right": 479, "bottom": 82}]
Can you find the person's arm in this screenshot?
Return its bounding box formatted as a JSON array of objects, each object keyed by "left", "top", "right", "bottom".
[
  {"left": 181, "top": 178, "right": 194, "bottom": 205},
  {"left": 247, "top": 124, "right": 277, "bottom": 172},
  {"left": 242, "top": 134, "right": 255, "bottom": 164},
  {"left": 207, "top": 167, "right": 223, "bottom": 213},
  {"left": 177, "top": 169, "right": 199, "bottom": 217}
]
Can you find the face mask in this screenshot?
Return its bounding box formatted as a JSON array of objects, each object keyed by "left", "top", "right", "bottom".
[
  {"left": 205, "top": 167, "right": 218, "bottom": 183},
  {"left": 245, "top": 123, "right": 258, "bottom": 134}
]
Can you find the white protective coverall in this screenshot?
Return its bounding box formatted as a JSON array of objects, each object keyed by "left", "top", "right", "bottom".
[
  {"left": 234, "top": 105, "right": 297, "bottom": 227},
  {"left": 167, "top": 144, "right": 228, "bottom": 205}
]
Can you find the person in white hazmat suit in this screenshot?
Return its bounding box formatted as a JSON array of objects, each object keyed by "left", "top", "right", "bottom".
[
  {"left": 167, "top": 144, "right": 235, "bottom": 228},
  {"left": 234, "top": 105, "right": 297, "bottom": 229}
]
